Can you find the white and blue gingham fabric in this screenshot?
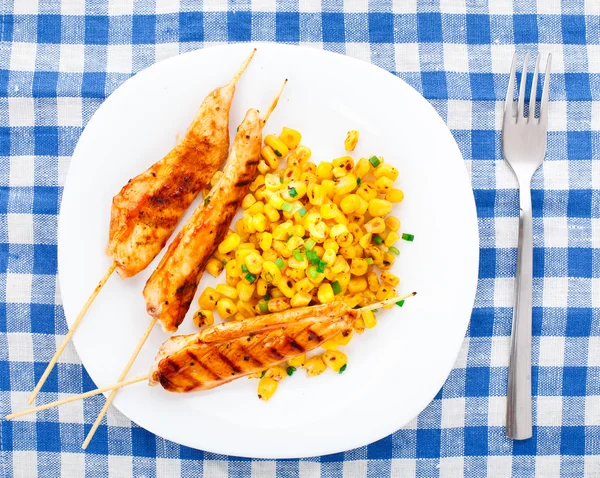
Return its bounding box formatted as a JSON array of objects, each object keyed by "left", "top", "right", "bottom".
[{"left": 1, "top": 1, "right": 599, "bottom": 476}]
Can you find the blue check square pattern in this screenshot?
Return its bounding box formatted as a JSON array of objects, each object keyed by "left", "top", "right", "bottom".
[{"left": 0, "top": 1, "right": 599, "bottom": 477}]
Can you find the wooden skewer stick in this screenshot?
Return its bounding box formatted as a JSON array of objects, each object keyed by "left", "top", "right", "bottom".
[
  {"left": 6, "top": 374, "right": 148, "bottom": 421},
  {"left": 358, "top": 292, "right": 417, "bottom": 312},
  {"left": 231, "top": 48, "right": 257, "bottom": 84},
  {"left": 28, "top": 262, "right": 118, "bottom": 404},
  {"left": 262, "top": 79, "right": 288, "bottom": 124},
  {"left": 82, "top": 318, "right": 157, "bottom": 449}
]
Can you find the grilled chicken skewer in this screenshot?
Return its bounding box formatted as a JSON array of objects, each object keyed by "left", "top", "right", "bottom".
[
  {"left": 82, "top": 81, "right": 288, "bottom": 449},
  {"left": 28, "top": 50, "right": 256, "bottom": 406}
]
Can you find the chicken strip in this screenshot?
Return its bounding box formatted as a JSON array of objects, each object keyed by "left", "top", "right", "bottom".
[
  {"left": 149, "top": 302, "right": 357, "bottom": 392},
  {"left": 144, "top": 108, "right": 263, "bottom": 332},
  {"left": 107, "top": 50, "right": 255, "bottom": 278}
]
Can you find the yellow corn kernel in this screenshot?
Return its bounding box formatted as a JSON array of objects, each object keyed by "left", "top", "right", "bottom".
[
  {"left": 268, "top": 297, "right": 290, "bottom": 313},
  {"left": 205, "top": 258, "right": 225, "bottom": 278},
  {"left": 350, "top": 258, "right": 369, "bottom": 276},
  {"left": 265, "top": 173, "right": 282, "bottom": 191},
  {"left": 216, "top": 284, "right": 238, "bottom": 300},
  {"left": 354, "top": 196, "right": 369, "bottom": 215},
  {"left": 250, "top": 175, "right": 265, "bottom": 192},
  {"left": 321, "top": 179, "right": 336, "bottom": 198},
  {"left": 218, "top": 233, "right": 241, "bottom": 254},
  {"left": 256, "top": 277, "right": 268, "bottom": 297},
  {"left": 295, "top": 145, "right": 312, "bottom": 163},
  {"left": 226, "top": 274, "right": 240, "bottom": 288},
  {"left": 246, "top": 200, "right": 265, "bottom": 216},
  {"left": 321, "top": 339, "right": 338, "bottom": 351},
  {"left": 380, "top": 271, "right": 400, "bottom": 287},
  {"left": 287, "top": 153, "right": 302, "bottom": 168},
  {"left": 287, "top": 236, "right": 304, "bottom": 251},
  {"left": 316, "top": 162, "right": 334, "bottom": 180},
  {"left": 285, "top": 180, "right": 307, "bottom": 202},
  {"left": 366, "top": 245, "right": 384, "bottom": 265},
  {"left": 359, "top": 232, "right": 372, "bottom": 249},
  {"left": 226, "top": 259, "right": 241, "bottom": 279},
  {"left": 369, "top": 198, "right": 393, "bottom": 217},
  {"left": 279, "top": 127, "right": 302, "bottom": 150},
  {"left": 262, "top": 248, "right": 278, "bottom": 263},
  {"left": 271, "top": 289, "right": 284, "bottom": 299},
  {"left": 308, "top": 221, "right": 328, "bottom": 242},
  {"left": 364, "top": 217, "right": 386, "bottom": 234},
  {"left": 304, "top": 355, "right": 327, "bottom": 377},
  {"left": 317, "top": 283, "right": 335, "bottom": 304},
  {"left": 334, "top": 174, "right": 358, "bottom": 195},
  {"left": 353, "top": 317, "right": 365, "bottom": 334},
  {"left": 337, "top": 271, "right": 351, "bottom": 291},
  {"left": 380, "top": 252, "right": 395, "bottom": 270},
  {"left": 354, "top": 244, "right": 364, "bottom": 257},
  {"left": 296, "top": 277, "right": 315, "bottom": 294},
  {"left": 354, "top": 157, "right": 371, "bottom": 178},
  {"left": 193, "top": 309, "right": 214, "bottom": 328},
  {"left": 339, "top": 194, "right": 360, "bottom": 214},
  {"left": 357, "top": 182, "right": 377, "bottom": 202},
  {"left": 335, "top": 329, "right": 354, "bottom": 346},
  {"left": 362, "top": 310, "right": 377, "bottom": 328},
  {"left": 238, "top": 242, "right": 256, "bottom": 250},
  {"left": 272, "top": 221, "right": 293, "bottom": 240},
  {"left": 288, "top": 353, "right": 306, "bottom": 367},
  {"left": 374, "top": 163, "right": 399, "bottom": 181},
  {"left": 342, "top": 293, "right": 363, "bottom": 308},
  {"left": 344, "top": 130, "right": 359, "bottom": 151},
  {"left": 339, "top": 245, "right": 356, "bottom": 260},
  {"left": 336, "top": 232, "right": 354, "bottom": 248},
  {"left": 367, "top": 272, "right": 380, "bottom": 292},
  {"left": 198, "top": 287, "right": 220, "bottom": 310},
  {"left": 268, "top": 193, "right": 285, "bottom": 210},
  {"left": 265, "top": 134, "right": 289, "bottom": 158},
  {"left": 313, "top": 245, "right": 325, "bottom": 257},
  {"left": 265, "top": 366, "right": 287, "bottom": 382},
  {"left": 348, "top": 276, "right": 368, "bottom": 294},
  {"left": 278, "top": 278, "right": 296, "bottom": 298},
  {"left": 330, "top": 223, "right": 349, "bottom": 239},
  {"left": 261, "top": 261, "right": 282, "bottom": 285},
  {"left": 323, "top": 239, "right": 339, "bottom": 253},
  {"left": 348, "top": 222, "right": 363, "bottom": 239},
  {"left": 236, "top": 281, "right": 256, "bottom": 302},
  {"left": 288, "top": 255, "right": 308, "bottom": 270},
  {"left": 376, "top": 285, "right": 393, "bottom": 302},
  {"left": 307, "top": 184, "right": 327, "bottom": 206},
  {"left": 374, "top": 176, "right": 394, "bottom": 194},
  {"left": 323, "top": 350, "right": 347, "bottom": 373},
  {"left": 235, "top": 218, "right": 247, "bottom": 236},
  {"left": 386, "top": 189, "right": 404, "bottom": 203},
  {"left": 385, "top": 216, "right": 400, "bottom": 231},
  {"left": 257, "top": 377, "right": 278, "bottom": 401},
  {"left": 216, "top": 297, "right": 237, "bottom": 319},
  {"left": 332, "top": 166, "right": 347, "bottom": 179},
  {"left": 385, "top": 231, "right": 400, "bottom": 247},
  {"left": 303, "top": 162, "right": 317, "bottom": 174},
  {"left": 242, "top": 193, "right": 257, "bottom": 210},
  {"left": 261, "top": 146, "right": 280, "bottom": 170},
  {"left": 290, "top": 291, "right": 312, "bottom": 307},
  {"left": 257, "top": 159, "right": 271, "bottom": 175},
  {"left": 259, "top": 232, "right": 273, "bottom": 251},
  {"left": 244, "top": 251, "right": 264, "bottom": 275},
  {"left": 306, "top": 266, "right": 325, "bottom": 285},
  {"left": 286, "top": 267, "right": 306, "bottom": 281},
  {"left": 331, "top": 255, "right": 350, "bottom": 274},
  {"left": 322, "top": 248, "right": 336, "bottom": 266},
  {"left": 250, "top": 213, "right": 267, "bottom": 233},
  {"left": 272, "top": 240, "right": 292, "bottom": 258},
  {"left": 319, "top": 203, "right": 337, "bottom": 220},
  {"left": 255, "top": 185, "right": 269, "bottom": 201},
  {"left": 333, "top": 155, "right": 354, "bottom": 171},
  {"left": 264, "top": 203, "right": 280, "bottom": 222}
]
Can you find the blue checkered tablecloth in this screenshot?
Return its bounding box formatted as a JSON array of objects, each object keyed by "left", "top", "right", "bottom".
[{"left": 1, "top": 0, "right": 599, "bottom": 476}]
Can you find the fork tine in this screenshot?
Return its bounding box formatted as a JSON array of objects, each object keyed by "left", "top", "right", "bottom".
[
  {"left": 528, "top": 54, "right": 540, "bottom": 122},
  {"left": 517, "top": 52, "right": 529, "bottom": 119},
  {"left": 504, "top": 52, "right": 517, "bottom": 116},
  {"left": 540, "top": 53, "right": 552, "bottom": 123}
]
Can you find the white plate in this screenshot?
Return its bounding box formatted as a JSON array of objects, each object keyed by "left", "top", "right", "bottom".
[{"left": 58, "top": 43, "right": 478, "bottom": 458}]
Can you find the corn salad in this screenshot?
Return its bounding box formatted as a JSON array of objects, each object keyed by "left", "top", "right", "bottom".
[{"left": 195, "top": 126, "right": 406, "bottom": 400}]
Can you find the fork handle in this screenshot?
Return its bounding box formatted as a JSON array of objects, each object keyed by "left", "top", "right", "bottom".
[{"left": 507, "top": 183, "right": 533, "bottom": 439}]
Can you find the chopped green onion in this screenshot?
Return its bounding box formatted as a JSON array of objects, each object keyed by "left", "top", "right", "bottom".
[
  {"left": 259, "top": 370, "right": 266, "bottom": 378},
  {"left": 369, "top": 156, "right": 381, "bottom": 167},
  {"left": 304, "top": 238, "right": 316, "bottom": 250},
  {"left": 293, "top": 249, "right": 303, "bottom": 261},
  {"left": 204, "top": 196, "right": 211, "bottom": 206},
  {"left": 286, "top": 366, "right": 296, "bottom": 376},
  {"left": 245, "top": 272, "right": 257, "bottom": 283},
  {"left": 372, "top": 235, "right": 384, "bottom": 245},
  {"left": 275, "top": 258, "right": 286, "bottom": 269},
  {"left": 317, "top": 260, "right": 327, "bottom": 273},
  {"left": 331, "top": 281, "right": 342, "bottom": 295},
  {"left": 402, "top": 233, "right": 415, "bottom": 242},
  {"left": 279, "top": 177, "right": 284, "bottom": 183},
  {"left": 282, "top": 201, "right": 293, "bottom": 212},
  {"left": 298, "top": 207, "right": 307, "bottom": 217},
  {"left": 286, "top": 234, "right": 294, "bottom": 243},
  {"left": 221, "top": 260, "right": 228, "bottom": 265},
  {"left": 236, "top": 126, "right": 239, "bottom": 132},
  {"left": 264, "top": 272, "right": 274, "bottom": 284},
  {"left": 339, "top": 364, "right": 347, "bottom": 374},
  {"left": 274, "top": 150, "right": 283, "bottom": 157},
  {"left": 396, "top": 300, "right": 405, "bottom": 307},
  {"left": 366, "top": 257, "right": 374, "bottom": 264},
  {"left": 259, "top": 302, "right": 268, "bottom": 313},
  {"left": 306, "top": 250, "right": 318, "bottom": 263},
  {"left": 356, "top": 178, "right": 361, "bottom": 186},
  {"left": 389, "top": 246, "right": 400, "bottom": 255},
  {"left": 288, "top": 187, "right": 298, "bottom": 198},
  {"left": 308, "top": 266, "right": 320, "bottom": 280},
  {"left": 241, "top": 264, "right": 248, "bottom": 273},
  {"left": 263, "top": 293, "right": 271, "bottom": 301}
]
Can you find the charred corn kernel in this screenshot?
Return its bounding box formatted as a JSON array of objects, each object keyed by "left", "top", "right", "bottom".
[
  {"left": 206, "top": 258, "right": 224, "bottom": 277},
  {"left": 362, "top": 310, "right": 377, "bottom": 328},
  {"left": 316, "top": 162, "right": 333, "bottom": 180},
  {"left": 257, "top": 377, "right": 278, "bottom": 401},
  {"left": 369, "top": 198, "right": 393, "bottom": 217},
  {"left": 336, "top": 232, "right": 354, "bottom": 248},
  {"left": 380, "top": 271, "right": 400, "bottom": 287},
  {"left": 226, "top": 274, "right": 240, "bottom": 287},
  {"left": 288, "top": 353, "right": 306, "bottom": 367},
  {"left": 286, "top": 180, "right": 307, "bottom": 200},
  {"left": 216, "top": 284, "right": 238, "bottom": 300},
  {"left": 367, "top": 272, "right": 380, "bottom": 292},
  {"left": 364, "top": 217, "right": 386, "bottom": 234},
  {"left": 268, "top": 193, "right": 285, "bottom": 210},
  {"left": 218, "top": 233, "right": 241, "bottom": 254},
  {"left": 331, "top": 255, "right": 350, "bottom": 274},
  {"left": 307, "top": 184, "right": 327, "bottom": 205},
  {"left": 284, "top": 166, "right": 301, "bottom": 182},
  {"left": 287, "top": 153, "right": 302, "bottom": 167},
  {"left": 385, "top": 216, "right": 400, "bottom": 231},
  {"left": 323, "top": 239, "right": 340, "bottom": 253},
  {"left": 242, "top": 193, "right": 257, "bottom": 209},
  {"left": 320, "top": 203, "right": 338, "bottom": 220},
  {"left": 256, "top": 277, "right": 268, "bottom": 296},
  {"left": 265, "top": 134, "right": 289, "bottom": 158},
  {"left": 287, "top": 236, "right": 304, "bottom": 250},
  {"left": 265, "top": 366, "right": 286, "bottom": 382},
  {"left": 304, "top": 355, "right": 327, "bottom": 377},
  {"left": 250, "top": 175, "right": 265, "bottom": 192},
  {"left": 344, "top": 130, "right": 359, "bottom": 151},
  {"left": 256, "top": 186, "right": 271, "bottom": 202},
  {"left": 262, "top": 248, "right": 278, "bottom": 263},
  {"left": 332, "top": 166, "right": 347, "bottom": 179},
  {"left": 321, "top": 179, "right": 336, "bottom": 198},
  {"left": 353, "top": 316, "right": 366, "bottom": 334},
  {"left": 226, "top": 259, "right": 242, "bottom": 279},
  {"left": 348, "top": 276, "right": 368, "bottom": 294},
  {"left": 342, "top": 293, "right": 363, "bottom": 308},
  {"left": 376, "top": 285, "right": 393, "bottom": 302},
  {"left": 357, "top": 182, "right": 378, "bottom": 201},
  {"left": 286, "top": 267, "right": 306, "bottom": 281},
  {"left": 302, "top": 161, "right": 317, "bottom": 174},
  {"left": 366, "top": 245, "right": 384, "bottom": 265},
  {"left": 317, "top": 283, "right": 335, "bottom": 304},
  {"left": 261, "top": 146, "right": 280, "bottom": 169},
  {"left": 237, "top": 302, "right": 254, "bottom": 318},
  {"left": 339, "top": 245, "right": 356, "bottom": 260},
  {"left": 261, "top": 261, "right": 282, "bottom": 285},
  {"left": 236, "top": 281, "right": 255, "bottom": 302},
  {"left": 333, "top": 156, "right": 354, "bottom": 171},
  {"left": 354, "top": 244, "right": 364, "bottom": 257},
  {"left": 385, "top": 231, "right": 400, "bottom": 247},
  {"left": 323, "top": 350, "right": 347, "bottom": 372},
  {"left": 374, "top": 163, "right": 399, "bottom": 181},
  {"left": 335, "top": 329, "right": 354, "bottom": 346},
  {"left": 322, "top": 248, "right": 336, "bottom": 266},
  {"left": 278, "top": 278, "right": 296, "bottom": 298},
  {"left": 380, "top": 252, "right": 395, "bottom": 270},
  {"left": 290, "top": 291, "right": 312, "bottom": 307},
  {"left": 350, "top": 258, "right": 369, "bottom": 276},
  {"left": 295, "top": 146, "right": 312, "bottom": 163},
  {"left": 272, "top": 222, "right": 293, "bottom": 240},
  {"left": 330, "top": 223, "right": 349, "bottom": 239},
  {"left": 359, "top": 233, "right": 373, "bottom": 249},
  {"left": 264, "top": 203, "right": 280, "bottom": 222},
  {"left": 386, "top": 189, "right": 404, "bottom": 203},
  {"left": 348, "top": 222, "right": 363, "bottom": 238},
  {"left": 334, "top": 174, "right": 358, "bottom": 195},
  {"left": 308, "top": 221, "right": 328, "bottom": 242},
  {"left": 193, "top": 309, "right": 214, "bottom": 328},
  {"left": 296, "top": 277, "right": 315, "bottom": 294},
  {"left": 260, "top": 232, "right": 273, "bottom": 251},
  {"left": 273, "top": 240, "right": 292, "bottom": 258},
  {"left": 355, "top": 196, "right": 369, "bottom": 215},
  {"left": 279, "top": 127, "right": 302, "bottom": 150},
  {"left": 321, "top": 339, "right": 338, "bottom": 351},
  {"left": 268, "top": 297, "right": 290, "bottom": 313},
  {"left": 374, "top": 176, "right": 394, "bottom": 194},
  {"left": 244, "top": 251, "right": 264, "bottom": 275},
  {"left": 199, "top": 287, "right": 220, "bottom": 310},
  {"left": 355, "top": 158, "right": 371, "bottom": 178},
  {"left": 216, "top": 297, "right": 237, "bottom": 319},
  {"left": 340, "top": 194, "right": 360, "bottom": 214}
]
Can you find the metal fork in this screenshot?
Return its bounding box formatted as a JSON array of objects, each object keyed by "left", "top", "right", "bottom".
[{"left": 503, "top": 52, "right": 551, "bottom": 440}]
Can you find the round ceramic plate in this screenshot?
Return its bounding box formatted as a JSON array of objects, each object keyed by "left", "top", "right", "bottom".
[{"left": 58, "top": 43, "right": 478, "bottom": 458}]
